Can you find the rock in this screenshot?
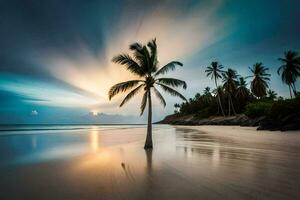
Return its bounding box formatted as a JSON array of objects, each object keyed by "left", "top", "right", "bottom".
[{"left": 158, "top": 112, "right": 300, "bottom": 131}]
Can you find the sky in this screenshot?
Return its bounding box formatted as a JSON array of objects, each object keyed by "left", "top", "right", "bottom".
[{"left": 0, "top": 0, "right": 300, "bottom": 124}]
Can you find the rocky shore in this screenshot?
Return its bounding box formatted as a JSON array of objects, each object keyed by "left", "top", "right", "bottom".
[{"left": 158, "top": 113, "right": 300, "bottom": 131}]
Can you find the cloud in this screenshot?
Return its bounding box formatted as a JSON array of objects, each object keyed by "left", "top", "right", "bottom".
[
  {"left": 31, "top": 110, "right": 38, "bottom": 116},
  {"left": 0, "top": 0, "right": 230, "bottom": 116},
  {"left": 31, "top": 0, "right": 229, "bottom": 114}
]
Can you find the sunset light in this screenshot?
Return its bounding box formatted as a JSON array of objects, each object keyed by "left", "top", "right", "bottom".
[{"left": 0, "top": 0, "right": 300, "bottom": 199}]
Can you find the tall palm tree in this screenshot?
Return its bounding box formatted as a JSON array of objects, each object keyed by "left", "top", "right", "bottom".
[
  {"left": 236, "top": 77, "right": 249, "bottom": 100},
  {"left": 248, "top": 63, "right": 270, "bottom": 98},
  {"left": 267, "top": 89, "right": 277, "bottom": 100},
  {"left": 109, "top": 39, "right": 187, "bottom": 149},
  {"left": 278, "top": 51, "right": 300, "bottom": 98},
  {"left": 205, "top": 62, "right": 225, "bottom": 116},
  {"left": 223, "top": 68, "right": 238, "bottom": 116}
]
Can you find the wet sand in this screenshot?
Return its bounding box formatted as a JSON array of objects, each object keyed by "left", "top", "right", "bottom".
[{"left": 0, "top": 125, "right": 299, "bottom": 200}]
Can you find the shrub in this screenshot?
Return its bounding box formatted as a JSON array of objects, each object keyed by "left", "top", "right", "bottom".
[
  {"left": 267, "top": 98, "right": 300, "bottom": 119},
  {"left": 244, "top": 101, "right": 273, "bottom": 118}
]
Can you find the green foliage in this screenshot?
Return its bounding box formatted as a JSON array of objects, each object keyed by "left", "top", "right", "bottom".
[
  {"left": 109, "top": 38, "right": 187, "bottom": 115},
  {"left": 174, "top": 50, "right": 299, "bottom": 119},
  {"left": 267, "top": 98, "right": 300, "bottom": 119},
  {"left": 195, "top": 106, "right": 218, "bottom": 119},
  {"left": 244, "top": 101, "right": 273, "bottom": 118}
]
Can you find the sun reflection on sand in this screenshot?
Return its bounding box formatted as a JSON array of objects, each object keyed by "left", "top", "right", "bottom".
[
  {"left": 212, "top": 144, "right": 220, "bottom": 167},
  {"left": 90, "top": 129, "right": 99, "bottom": 151}
]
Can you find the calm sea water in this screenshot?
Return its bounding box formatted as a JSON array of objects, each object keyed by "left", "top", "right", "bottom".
[{"left": 0, "top": 124, "right": 299, "bottom": 199}]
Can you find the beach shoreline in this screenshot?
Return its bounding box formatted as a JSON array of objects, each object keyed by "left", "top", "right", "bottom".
[{"left": 0, "top": 125, "right": 299, "bottom": 199}]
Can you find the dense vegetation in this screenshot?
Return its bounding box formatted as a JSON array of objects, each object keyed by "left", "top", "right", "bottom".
[{"left": 174, "top": 50, "right": 300, "bottom": 120}]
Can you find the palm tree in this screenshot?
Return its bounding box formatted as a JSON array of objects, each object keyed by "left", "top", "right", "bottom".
[
  {"left": 109, "top": 39, "right": 187, "bottom": 149},
  {"left": 223, "top": 68, "right": 238, "bottom": 116},
  {"left": 267, "top": 89, "right": 277, "bottom": 100},
  {"left": 174, "top": 103, "right": 180, "bottom": 113},
  {"left": 248, "top": 62, "right": 270, "bottom": 98},
  {"left": 205, "top": 62, "right": 225, "bottom": 116},
  {"left": 203, "top": 86, "right": 211, "bottom": 96},
  {"left": 236, "top": 77, "right": 249, "bottom": 100},
  {"left": 278, "top": 51, "right": 300, "bottom": 98},
  {"left": 203, "top": 86, "right": 212, "bottom": 103}
]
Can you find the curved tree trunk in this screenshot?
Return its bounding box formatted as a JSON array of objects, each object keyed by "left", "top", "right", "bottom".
[
  {"left": 215, "top": 78, "right": 225, "bottom": 116},
  {"left": 144, "top": 90, "right": 153, "bottom": 149},
  {"left": 289, "top": 85, "right": 293, "bottom": 99},
  {"left": 292, "top": 83, "right": 297, "bottom": 97}
]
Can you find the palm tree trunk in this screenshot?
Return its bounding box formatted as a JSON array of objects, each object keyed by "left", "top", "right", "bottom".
[
  {"left": 144, "top": 90, "right": 153, "bottom": 149},
  {"left": 289, "top": 85, "right": 293, "bottom": 99},
  {"left": 215, "top": 78, "right": 225, "bottom": 116},
  {"left": 228, "top": 95, "right": 231, "bottom": 116},
  {"left": 230, "top": 95, "right": 236, "bottom": 115},
  {"left": 292, "top": 83, "right": 297, "bottom": 97}
]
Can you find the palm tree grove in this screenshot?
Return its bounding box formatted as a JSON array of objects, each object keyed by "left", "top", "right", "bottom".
[{"left": 163, "top": 50, "right": 300, "bottom": 131}]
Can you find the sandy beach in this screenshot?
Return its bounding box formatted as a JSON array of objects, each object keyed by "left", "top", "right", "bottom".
[{"left": 0, "top": 125, "right": 299, "bottom": 200}]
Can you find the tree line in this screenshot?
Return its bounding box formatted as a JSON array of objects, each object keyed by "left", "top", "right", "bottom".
[{"left": 175, "top": 50, "right": 300, "bottom": 117}]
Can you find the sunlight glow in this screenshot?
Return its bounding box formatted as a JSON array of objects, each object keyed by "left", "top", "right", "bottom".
[
  {"left": 90, "top": 130, "right": 99, "bottom": 151},
  {"left": 31, "top": 0, "right": 228, "bottom": 113}
]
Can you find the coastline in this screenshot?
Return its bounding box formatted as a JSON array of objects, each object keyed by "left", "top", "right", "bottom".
[
  {"left": 158, "top": 113, "right": 300, "bottom": 131},
  {"left": 1, "top": 125, "right": 300, "bottom": 199}
]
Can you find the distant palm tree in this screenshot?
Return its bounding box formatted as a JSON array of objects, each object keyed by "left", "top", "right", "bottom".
[
  {"left": 213, "top": 86, "right": 224, "bottom": 100},
  {"left": 203, "top": 86, "right": 211, "bottom": 96},
  {"left": 205, "top": 62, "right": 225, "bottom": 116},
  {"left": 203, "top": 86, "right": 212, "bottom": 103},
  {"left": 278, "top": 51, "right": 300, "bottom": 98},
  {"left": 195, "top": 93, "right": 201, "bottom": 100},
  {"left": 174, "top": 103, "right": 180, "bottom": 113},
  {"left": 109, "top": 39, "right": 187, "bottom": 149},
  {"left": 248, "top": 63, "right": 270, "bottom": 98},
  {"left": 267, "top": 89, "right": 277, "bottom": 100},
  {"left": 236, "top": 77, "right": 249, "bottom": 100},
  {"left": 223, "top": 68, "right": 238, "bottom": 116}
]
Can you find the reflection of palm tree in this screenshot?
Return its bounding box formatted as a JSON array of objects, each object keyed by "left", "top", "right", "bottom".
[
  {"left": 223, "top": 68, "right": 238, "bottom": 116},
  {"left": 248, "top": 63, "right": 270, "bottom": 98},
  {"left": 205, "top": 62, "right": 225, "bottom": 116},
  {"left": 145, "top": 149, "right": 153, "bottom": 175},
  {"left": 236, "top": 77, "right": 249, "bottom": 100},
  {"left": 109, "top": 39, "right": 187, "bottom": 149},
  {"left": 278, "top": 51, "right": 300, "bottom": 98}
]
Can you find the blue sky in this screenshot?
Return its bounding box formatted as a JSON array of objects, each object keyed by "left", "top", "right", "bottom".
[{"left": 0, "top": 0, "right": 299, "bottom": 124}]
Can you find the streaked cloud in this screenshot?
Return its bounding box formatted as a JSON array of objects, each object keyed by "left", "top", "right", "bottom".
[{"left": 29, "top": 0, "right": 229, "bottom": 114}]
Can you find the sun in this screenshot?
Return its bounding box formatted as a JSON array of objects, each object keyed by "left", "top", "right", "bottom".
[{"left": 91, "top": 110, "right": 98, "bottom": 116}]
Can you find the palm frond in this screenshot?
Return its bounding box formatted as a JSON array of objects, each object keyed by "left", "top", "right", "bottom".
[
  {"left": 155, "top": 61, "right": 183, "bottom": 76},
  {"left": 156, "top": 83, "right": 187, "bottom": 101},
  {"left": 147, "top": 38, "right": 158, "bottom": 72},
  {"left": 129, "top": 42, "right": 148, "bottom": 71},
  {"left": 156, "top": 78, "right": 187, "bottom": 89},
  {"left": 109, "top": 80, "right": 143, "bottom": 100},
  {"left": 153, "top": 87, "right": 166, "bottom": 107},
  {"left": 140, "top": 91, "right": 148, "bottom": 115},
  {"left": 119, "top": 84, "right": 144, "bottom": 107},
  {"left": 112, "top": 54, "right": 145, "bottom": 76},
  {"left": 129, "top": 42, "right": 143, "bottom": 51}
]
